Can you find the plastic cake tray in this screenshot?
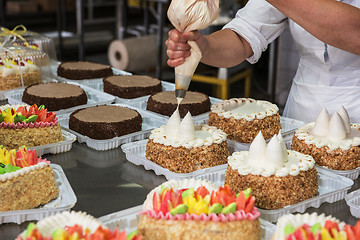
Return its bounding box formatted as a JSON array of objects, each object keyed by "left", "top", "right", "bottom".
[
  {"left": 4, "top": 82, "right": 116, "bottom": 115},
  {"left": 345, "top": 188, "right": 360, "bottom": 218},
  {"left": 98, "top": 205, "right": 276, "bottom": 240},
  {"left": 0, "top": 164, "right": 77, "bottom": 224},
  {"left": 57, "top": 104, "right": 168, "bottom": 151}
]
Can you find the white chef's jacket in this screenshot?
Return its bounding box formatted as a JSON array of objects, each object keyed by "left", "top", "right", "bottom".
[{"left": 224, "top": 0, "right": 360, "bottom": 123}]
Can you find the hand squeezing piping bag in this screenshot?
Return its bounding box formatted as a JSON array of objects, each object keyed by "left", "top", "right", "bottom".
[{"left": 167, "top": 0, "right": 219, "bottom": 101}]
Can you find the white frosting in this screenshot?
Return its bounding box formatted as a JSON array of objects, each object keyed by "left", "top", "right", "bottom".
[
  {"left": 247, "top": 131, "right": 267, "bottom": 168},
  {"left": 328, "top": 112, "right": 347, "bottom": 141},
  {"left": 311, "top": 108, "right": 330, "bottom": 137},
  {"left": 266, "top": 135, "right": 288, "bottom": 169},
  {"left": 210, "top": 98, "right": 278, "bottom": 121},
  {"left": 20, "top": 211, "right": 103, "bottom": 237},
  {"left": 295, "top": 122, "right": 360, "bottom": 151},
  {"left": 177, "top": 112, "right": 196, "bottom": 141},
  {"left": 0, "top": 162, "right": 47, "bottom": 182},
  {"left": 165, "top": 108, "right": 181, "bottom": 138},
  {"left": 273, "top": 213, "right": 345, "bottom": 240},
  {"left": 0, "top": 60, "right": 39, "bottom": 77},
  {"left": 338, "top": 105, "right": 351, "bottom": 134},
  {"left": 143, "top": 179, "right": 218, "bottom": 210},
  {"left": 0, "top": 104, "right": 29, "bottom": 111}
]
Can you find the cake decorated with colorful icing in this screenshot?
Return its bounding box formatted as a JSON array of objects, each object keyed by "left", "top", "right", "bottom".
[
  {"left": 0, "top": 104, "right": 62, "bottom": 149},
  {"left": 292, "top": 106, "right": 360, "bottom": 170},
  {"left": 225, "top": 131, "right": 318, "bottom": 209},
  {"left": 17, "top": 211, "right": 143, "bottom": 240},
  {"left": 22, "top": 82, "right": 87, "bottom": 111},
  {"left": 57, "top": 61, "right": 113, "bottom": 80},
  {"left": 272, "top": 212, "right": 360, "bottom": 240},
  {"left": 103, "top": 75, "right": 162, "bottom": 99},
  {"left": 146, "top": 109, "right": 228, "bottom": 173},
  {"left": 69, "top": 105, "right": 142, "bottom": 140},
  {"left": 0, "top": 57, "right": 41, "bottom": 90},
  {"left": 0, "top": 146, "right": 58, "bottom": 211},
  {"left": 146, "top": 91, "right": 211, "bottom": 118},
  {"left": 209, "top": 98, "right": 281, "bottom": 143},
  {"left": 138, "top": 179, "right": 261, "bottom": 240}
]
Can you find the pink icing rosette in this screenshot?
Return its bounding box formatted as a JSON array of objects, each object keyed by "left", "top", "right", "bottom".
[
  {"left": 0, "top": 118, "right": 58, "bottom": 129},
  {"left": 140, "top": 208, "right": 260, "bottom": 222}
]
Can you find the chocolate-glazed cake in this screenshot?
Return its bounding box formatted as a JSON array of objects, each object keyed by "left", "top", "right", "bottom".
[
  {"left": 22, "top": 82, "right": 87, "bottom": 111},
  {"left": 69, "top": 105, "right": 142, "bottom": 140},
  {"left": 146, "top": 91, "right": 211, "bottom": 118},
  {"left": 103, "top": 75, "right": 161, "bottom": 99},
  {"left": 57, "top": 61, "right": 113, "bottom": 80}
]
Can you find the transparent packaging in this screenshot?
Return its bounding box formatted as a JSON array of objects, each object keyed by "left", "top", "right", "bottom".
[
  {"left": 345, "top": 189, "right": 360, "bottom": 218},
  {"left": 98, "top": 205, "right": 276, "bottom": 240},
  {"left": 57, "top": 104, "right": 168, "bottom": 151},
  {"left": 0, "top": 164, "right": 77, "bottom": 224}
]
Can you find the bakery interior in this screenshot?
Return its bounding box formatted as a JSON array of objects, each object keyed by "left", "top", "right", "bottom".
[{"left": 1, "top": 0, "right": 360, "bottom": 239}]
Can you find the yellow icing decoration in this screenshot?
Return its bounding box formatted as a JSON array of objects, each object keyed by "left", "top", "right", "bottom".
[
  {"left": 26, "top": 59, "right": 34, "bottom": 64},
  {"left": 0, "top": 147, "right": 16, "bottom": 165},
  {"left": 5, "top": 65, "right": 11, "bottom": 69},
  {"left": 3, "top": 108, "right": 16, "bottom": 123},
  {"left": 183, "top": 195, "right": 210, "bottom": 215}
]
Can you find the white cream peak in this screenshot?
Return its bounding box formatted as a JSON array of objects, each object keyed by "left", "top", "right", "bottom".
[
  {"left": 266, "top": 134, "right": 287, "bottom": 169},
  {"left": 165, "top": 108, "right": 181, "bottom": 138},
  {"left": 177, "top": 112, "right": 196, "bottom": 140},
  {"left": 338, "top": 105, "right": 351, "bottom": 134},
  {"left": 247, "top": 131, "right": 266, "bottom": 167},
  {"left": 311, "top": 107, "right": 330, "bottom": 137},
  {"left": 277, "top": 130, "right": 288, "bottom": 158},
  {"left": 328, "top": 112, "right": 347, "bottom": 141}
]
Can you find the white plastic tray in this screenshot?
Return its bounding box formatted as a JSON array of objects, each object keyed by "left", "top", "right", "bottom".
[
  {"left": 345, "top": 189, "right": 360, "bottom": 218},
  {"left": 286, "top": 139, "right": 360, "bottom": 180},
  {"left": 30, "top": 128, "right": 76, "bottom": 156},
  {"left": 121, "top": 139, "right": 228, "bottom": 186},
  {"left": 227, "top": 116, "right": 304, "bottom": 152},
  {"left": 57, "top": 104, "right": 168, "bottom": 151},
  {"left": 0, "top": 164, "right": 77, "bottom": 224},
  {"left": 257, "top": 168, "right": 354, "bottom": 222},
  {"left": 4, "top": 81, "right": 116, "bottom": 115},
  {"left": 99, "top": 205, "right": 276, "bottom": 240}
]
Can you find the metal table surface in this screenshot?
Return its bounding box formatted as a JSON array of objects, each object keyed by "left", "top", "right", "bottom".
[{"left": 0, "top": 130, "right": 359, "bottom": 239}]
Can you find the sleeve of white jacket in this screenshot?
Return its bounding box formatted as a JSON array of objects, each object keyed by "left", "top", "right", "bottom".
[{"left": 223, "top": 0, "right": 288, "bottom": 63}]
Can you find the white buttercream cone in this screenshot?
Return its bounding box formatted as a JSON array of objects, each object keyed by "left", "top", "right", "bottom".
[
  {"left": 328, "top": 112, "right": 347, "bottom": 140},
  {"left": 311, "top": 107, "right": 330, "bottom": 137},
  {"left": 177, "top": 112, "right": 196, "bottom": 140},
  {"left": 248, "top": 131, "right": 266, "bottom": 167},
  {"left": 338, "top": 105, "right": 351, "bottom": 134},
  {"left": 265, "top": 134, "right": 287, "bottom": 169},
  {"left": 165, "top": 108, "right": 181, "bottom": 138}
]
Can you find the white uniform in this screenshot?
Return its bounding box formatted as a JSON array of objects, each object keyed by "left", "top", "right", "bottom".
[{"left": 224, "top": 0, "right": 360, "bottom": 123}]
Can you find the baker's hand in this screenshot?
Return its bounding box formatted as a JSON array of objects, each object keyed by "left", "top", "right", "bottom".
[{"left": 166, "top": 29, "right": 203, "bottom": 67}]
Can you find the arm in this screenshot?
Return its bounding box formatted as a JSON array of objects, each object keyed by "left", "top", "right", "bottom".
[
  {"left": 166, "top": 29, "right": 253, "bottom": 68},
  {"left": 266, "top": 0, "right": 360, "bottom": 55}
]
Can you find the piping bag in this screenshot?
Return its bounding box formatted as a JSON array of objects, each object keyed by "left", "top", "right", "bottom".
[{"left": 167, "top": 0, "right": 219, "bottom": 103}]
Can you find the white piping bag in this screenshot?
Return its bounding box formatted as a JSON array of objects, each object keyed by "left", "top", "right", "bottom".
[{"left": 167, "top": 0, "right": 219, "bottom": 101}]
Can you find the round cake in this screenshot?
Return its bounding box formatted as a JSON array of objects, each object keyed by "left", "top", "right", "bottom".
[
  {"left": 225, "top": 131, "right": 318, "bottom": 210},
  {"left": 22, "top": 82, "right": 87, "bottom": 111},
  {"left": 69, "top": 105, "right": 142, "bottom": 140},
  {"left": 209, "top": 98, "right": 281, "bottom": 143},
  {"left": 146, "top": 109, "right": 228, "bottom": 173},
  {"left": 57, "top": 61, "right": 113, "bottom": 80},
  {"left": 0, "top": 104, "right": 63, "bottom": 149},
  {"left": 146, "top": 91, "right": 211, "bottom": 118},
  {"left": 103, "top": 75, "right": 161, "bottom": 99},
  {"left": 272, "top": 213, "right": 360, "bottom": 240},
  {"left": 0, "top": 57, "right": 41, "bottom": 90},
  {"left": 291, "top": 107, "right": 360, "bottom": 170},
  {"left": 138, "top": 179, "right": 261, "bottom": 240}
]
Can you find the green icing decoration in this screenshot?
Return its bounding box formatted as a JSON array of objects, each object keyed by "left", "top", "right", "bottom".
[
  {"left": 311, "top": 223, "right": 322, "bottom": 234},
  {"left": 284, "top": 224, "right": 295, "bottom": 235},
  {"left": 14, "top": 114, "right": 26, "bottom": 123},
  {"left": 38, "top": 105, "right": 45, "bottom": 110},
  {"left": 0, "top": 168, "right": 4, "bottom": 174},
  {"left": 243, "top": 188, "right": 251, "bottom": 199},
  {"left": 221, "top": 202, "right": 237, "bottom": 214},
  {"left": 24, "top": 115, "right": 38, "bottom": 123},
  {"left": 127, "top": 231, "right": 137, "bottom": 240},
  {"left": 160, "top": 185, "right": 165, "bottom": 194},
  {"left": 2, "top": 164, "right": 21, "bottom": 174},
  {"left": 170, "top": 204, "right": 188, "bottom": 216},
  {"left": 209, "top": 203, "right": 223, "bottom": 214},
  {"left": 0, "top": 114, "right": 4, "bottom": 122},
  {"left": 181, "top": 188, "right": 194, "bottom": 199},
  {"left": 51, "top": 228, "right": 65, "bottom": 239},
  {"left": 25, "top": 223, "right": 37, "bottom": 236}
]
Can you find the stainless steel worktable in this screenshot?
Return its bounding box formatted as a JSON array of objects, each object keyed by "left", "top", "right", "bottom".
[{"left": 1, "top": 128, "right": 359, "bottom": 239}]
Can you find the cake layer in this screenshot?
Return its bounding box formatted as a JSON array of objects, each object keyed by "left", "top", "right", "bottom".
[
  {"left": 146, "top": 91, "right": 211, "bottom": 118},
  {"left": 209, "top": 111, "right": 281, "bottom": 143},
  {"left": 0, "top": 165, "right": 59, "bottom": 211},
  {"left": 137, "top": 214, "right": 260, "bottom": 240},
  {"left": 103, "top": 75, "right": 161, "bottom": 99},
  {"left": 0, "top": 71, "right": 41, "bottom": 90},
  {"left": 22, "top": 83, "right": 87, "bottom": 111},
  {"left": 69, "top": 105, "right": 142, "bottom": 140},
  {"left": 225, "top": 166, "right": 318, "bottom": 209},
  {"left": 57, "top": 61, "right": 113, "bottom": 80},
  {"left": 146, "top": 139, "right": 228, "bottom": 173},
  {"left": 292, "top": 134, "right": 360, "bottom": 170},
  {"left": 0, "top": 123, "right": 63, "bottom": 149}
]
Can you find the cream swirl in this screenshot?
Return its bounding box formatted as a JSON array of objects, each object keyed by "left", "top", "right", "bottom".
[
  {"left": 149, "top": 124, "right": 227, "bottom": 149},
  {"left": 228, "top": 150, "right": 315, "bottom": 177},
  {"left": 0, "top": 162, "right": 48, "bottom": 182},
  {"left": 210, "top": 98, "right": 278, "bottom": 121},
  {"left": 295, "top": 122, "right": 360, "bottom": 151}
]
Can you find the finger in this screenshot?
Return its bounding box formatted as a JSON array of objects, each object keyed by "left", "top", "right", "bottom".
[
  {"left": 167, "top": 57, "right": 185, "bottom": 68},
  {"left": 166, "top": 39, "right": 190, "bottom": 51},
  {"left": 182, "top": 30, "right": 202, "bottom": 41},
  {"left": 167, "top": 49, "right": 191, "bottom": 60},
  {"left": 168, "top": 29, "right": 188, "bottom": 43}
]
